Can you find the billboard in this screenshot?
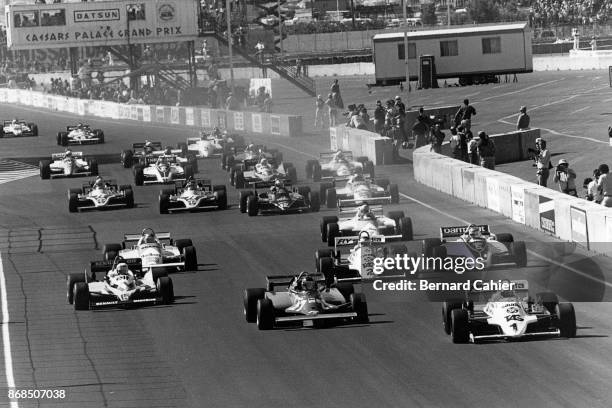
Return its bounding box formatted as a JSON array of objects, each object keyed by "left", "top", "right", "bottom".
[{"left": 5, "top": 0, "right": 198, "bottom": 50}]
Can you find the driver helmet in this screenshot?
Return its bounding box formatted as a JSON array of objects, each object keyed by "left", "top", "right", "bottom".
[
  {"left": 11, "top": 118, "right": 17, "bottom": 125},
  {"left": 467, "top": 224, "right": 481, "bottom": 239},
  {"left": 274, "top": 179, "right": 284, "bottom": 189},
  {"left": 357, "top": 204, "right": 370, "bottom": 218},
  {"left": 164, "top": 146, "right": 172, "bottom": 155},
  {"left": 350, "top": 173, "right": 364, "bottom": 183},
  {"left": 300, "top": 273, "right": 316, "bottom": 291},
  {"left": 64, "top": 149, "right": 73, "bottom": 158},
  {"left": 213, "top": 126, "right": 221, "bottom": 135},
  {"left": 359, "top": 231, "right": 371, "bottom": 243},
  {"left": 144, "top": 232, "right": 156, "bottom": 243},
  {"left": 94, "top": 176, "right": 104, "bottom": 187},
  {"left": 259, "top": 158, "right": 269, "bottom": 166},
  {"left": 116, "top": 262, "right": 129, "bottom": 275},
  {"left": 186, "top": 178, "right": 196, "bottom": 190},
  {"left": 246, "top": 143, "right": 255, "bottom": 151},
  {"left": 334, "top": 150, "right": 345, "bottom": 161}
]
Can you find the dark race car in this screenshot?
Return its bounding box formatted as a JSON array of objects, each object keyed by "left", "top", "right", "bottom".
[
  {"left": 243, "top": 272, "right": 368, "bottom": 330},
  {"left": 238, "top": 185, "right": 320, "bottom": 216},
  {"left": 305, "top": 151, "right": 375, "bottom": 182},
  {"left": 159, "top": 179, "right": 227, "bottom": 213},
  {"left": 222, "top": 144, "right": 282, "bottom": 171}
]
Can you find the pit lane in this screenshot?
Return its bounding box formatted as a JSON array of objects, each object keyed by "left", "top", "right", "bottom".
[{"left": 1, "top": 99, "right": 612, "bottom": 407}]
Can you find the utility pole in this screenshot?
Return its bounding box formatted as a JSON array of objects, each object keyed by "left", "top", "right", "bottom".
[
  {"left": 278, "top": 0, "right": 283, "bottom": 57},
  {"left": 226, "top": 0, "right": 234, "bottom": 92},
  {"left": 403, "top": 0, "right": 410, "bottom": 91}
]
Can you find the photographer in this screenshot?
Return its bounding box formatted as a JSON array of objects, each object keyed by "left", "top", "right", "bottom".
[
  {"left": 477, "top": 131, "right": 496, "bottom": 170},
  {"left": 597, "top": 164, "right": 612, "bottom": 207},
  {"left": 553, "top": 159, "right": 577, "bottom": 196},
  {"left": 528, "top": 138, "right": 551, "bottom": 187}
]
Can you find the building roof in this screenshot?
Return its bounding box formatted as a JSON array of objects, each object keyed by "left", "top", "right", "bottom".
[{"left": 373, "top": 22, "right": 529, "bottom": 41}]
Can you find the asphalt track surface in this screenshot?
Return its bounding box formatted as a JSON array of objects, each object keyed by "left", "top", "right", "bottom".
[{"left": 1, "top": 75, "right": 612, "bottom": 407}]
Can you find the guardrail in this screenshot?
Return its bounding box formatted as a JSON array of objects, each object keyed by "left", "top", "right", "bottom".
[
  {"left": 0, "top": 89, "right": 304, "bottom": 138},
  {"left": 413, "top": 128, "right": 612, "bottom": 256}
]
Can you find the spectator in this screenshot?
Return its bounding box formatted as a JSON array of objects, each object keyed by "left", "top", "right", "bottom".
[
  {"left": 255, "top": 41, "right": 265, "bottom": 63},
  {"left": 598, "top": 164, "right": 612, "bottom": 207},
  {"left": 457, "top": 119, "right": 472, "bottom": 162},
  {"left": 449, "top": 127, "right": 463, "bottom": 160},
  {"left": 531, "top": 138, "right": 551, "bottom": 186},
  {"left": 314, "top": 94, "right": 327, "bottom": 129},
  {"left": 517, "top": 106, "right": 530, "bottom": 130},
  {"left": 326, "top": 94, "right": 338, "bottom": 126},
  {"left": 263, "top": 92, "right": 273, "bottom": 113},
  {"left": 585, "top": 168, "right": 603, "bottom": 203},
  {"left": 553, "top": 159, "right": 577, "bottom": 196},
  {"left": 330, "top": 79, "right": 344, "bottom": 110},
  {"left": 467, "top": 134, "right": 479, "bottom": 165},
  {"left": 454, "top": 98, "right": 477, "bottom": 128},
  {"left": 373, "top": 100, "right": 385, "bottom": 134},
  {"left": 477, "top": 131, "right": 496, "bottom": 170},
  {"left": 429, "top": 123, "right": 445, "bottom": 154},
  {"left": 412, "top": 107, "right": 433, "bottom": 148}
]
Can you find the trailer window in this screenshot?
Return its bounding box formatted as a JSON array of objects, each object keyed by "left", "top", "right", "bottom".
[
  {"left": 440, "top": 40, "right": 458, "bottom": 57},
  {"left": 397, "top": 43, "right": 416, "bottom": 60},
  {"left": 14, "top": 11, "right": 39, "bottom": 28},
  {"left": 482, "top": 37, "right": 501, "bottom": 54},
  {"left": 41, "top": 9, "right": 66, "bottom": 27}
]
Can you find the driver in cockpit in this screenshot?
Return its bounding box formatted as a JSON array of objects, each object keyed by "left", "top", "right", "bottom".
[
  {"left": 461, "top": 224, "right": 484, "bottom": 242},
  {"left": 138, "top": 231, "right": 159, "bottom": 246},
  {"left": 256, "top": 157, "right": 272, "bottom": 172},
  {"left": 270, "top": 179, "right": 287, "bottom": 197},
  {"left": 289, "top": 271, "right": 318, "bottom": 294},
  {"left": 355, "top": 204, "right": 377, "bottom": 224},
  {"left": 332, "top": 150, "right": 347, "bottom": 164},
  {"left": 107, "top": 261, "right": 135, "bottom": 283}
]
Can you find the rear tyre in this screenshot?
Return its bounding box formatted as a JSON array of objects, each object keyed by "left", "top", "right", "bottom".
[
  {"left": 68, "top": 193, "right": 79, "bottom": 213},
  {"left": 442, "top": 300, "right": 463, "bottom": 335},
  {"left": 89, "top": 159, "right": 99, "bottom": 176},
  {"left": 244, "top": 288, "right": 266, "bottom": 322},
  {"left": 511, "top": 241, "right": 527, "bottom": 267},
  {"left": 124, "top": 187, "right": 134, "bottom": 208},
  {"left": 351, "top": 293, "right": 369, "bottom": 323},
  {"left": 183, "top": 246, "right": 198, "bottom": 271},
  {"left": 184, "top": 164, "right": 194, "bottom": 180},
  {"left": 364, "top": 160, "right": 375, "bottom": 178},
  {"left": 67, "top": 273, "right": 85, "bottom": 304},
  {"left": 309, "top": 191, "right": 320, "bottom": 212},
  {"left": 315, "top": 248, "right": 334, "bottom": 271},
  {"left": 306, "top": 160, "right": 317, "bottom": 179},
  {"left": 159, "top": 194, "right": 170, "bottom": 214},
  {"left": 133, "top": 166, "right": 144, "bottom": 186},
  {"left": 312, "top": 163, "right": 322, "bottom": 181},
  {"left": 157, "top": 276, "right": 174, "bottom": 304},
  {"left": 326, "top": 222, "right": 339, "bottom": 247},
  {"left": 122, "top": 150, "right": 134, "bottom": 168},
  {"left": 496, "top": 233, "right": 514, "bottom": 243},
  {"left": 389, "top": 184, "right": 400, "bottom": 204},
  {"left": 320, "top": 216, "right": 339, "bottom": 242},
  {"left": 287, "top": 166, "right": 297, "bottom": 183},
  {"left": 39, "top": 160, "right": 51, "bottom": 179},
  {"left": 319, "top": 182, "right": 334, "bottom": 205},
  {"left": 256, "top": 298, "right": 275, "bottom": 330},
  {"left": 174, "top": 239, "right": 194, "bottom": 252},
  {"left": 398, "top": 217, "right": 413, "bottom": 240},
  {"left": 422, "top": 238, "right": 443, "bottom": 258},
  {"left": 102, "top": 243, "right": 122, "bottom": 261},
  {"left": 73, "top": 282, "right": 90, "bottom": 310},
  {"left": 326, "top": 188, "right": 337, "bottom": 209},
  {"left": 239, "top": 191, "right": 253, "bottom": 213},
  {"left": 235, "top": 170, "right": 245, "bottom": 189},
  {"left": 537, "top": 292, "right": 559, "bottom": 314},
  {"left": 451, "top": 308, "right": 470, "bottom": 343},
  {"left": 247, "top": 195, "right": 259, "bottom": 216},
  {"left": 215, "top": 190, "right": 227, "bottom": 210},
  {"left": 556, "top": 303, "right": 577, "bottom": 338}
]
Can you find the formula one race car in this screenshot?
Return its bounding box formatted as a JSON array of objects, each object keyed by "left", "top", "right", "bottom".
[
  {"left": 316, "top": 231, "right": 410, "bottom": 280},
  {"left": 238, "top": 184, "right": 319, "bottom": 216},
  {"left": 159, "top": 178, "right": 227, "bottom": 213},
  {"left": 442, "top": 280, "right": 576, "bottom": 343},
  {"left": 222, "top": 144, "right": 282, "bottom": 171},
  {"left": 186, "top": 128, "right": 245, "bottom": 158},
  {"left": 319, "top": 175, "right": 399, "bottom": 208},
  {"left": 422, "top": 224, "right": 527, "bottom": 268},
  {"left": 68, "top": 179, "right": 134, "bottom": 212},
  {"left": 121, "top": 142, "right": 198, "bottom": 170},
  {"left": 67, "top": 257, "right": 174, "bottom": 310},
  {"left": 101, "top": 228, "right": 197, "bottom": 272},
  {"left": 39, "top": 151, "right": 98, "bottom": 179},
  {"left": 243, "top": 272, "right": 368, "bottom": 329},
  {"left": 320, "top": 205, "right": 413, "bottom": 246},
  {"left": 57, "top": 123, "right": 104, "bottom": 146},
  {"left": 133, "top": 154, "right": 196, "bottom": 185},
  {"left": 305, "top": 151, "right": 375, "bottom": 182},
  {"left": 231, "top": 161, "right": 297, "bottom": 189},
  {"left": 0, "top": 119, "right": 38, "bottom": 137}
]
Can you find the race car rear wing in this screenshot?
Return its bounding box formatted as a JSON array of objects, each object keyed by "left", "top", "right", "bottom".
[
  {"left": 319, "top": 151, "right": 353, "bottom": 162},
  {"left": 67, "top": 124, "right": 90, "bottom": 131},
  {"left": 132, "top": 141, "right": 162, "bottom": 150},
  {"left": 338, "top": 195, "right": 392, "bottom": 208},
  {"left": 334, "top": 236, "right": 385, "bottom": 247},
  {"left": 123, "top": 232, "right": 172, "bottom": 243},
  {"left": 440, "top": 225, "right": 490, "bottom": 239},
  {"left": 90, "top": 257, "right": 142, "bottom": 274},
  {"left": 266, "top": 273, "right": 326, "bottom": 290},
  {"left": 52, "top": 151, "right": 83, "bottom": 160},
  {"left": 338, "top": 204, "right": 384, "bottom": 215}
]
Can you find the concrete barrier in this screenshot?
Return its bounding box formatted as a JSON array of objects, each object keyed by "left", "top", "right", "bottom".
[
  {"left": 413, "top": 126, "right": 612, "bottom": 257},
  {"left": 330, "top": 125, "right": 394, "bottom": 165},
  {"left": 0, "top": 88, "right": 304, "bottom": 138}
]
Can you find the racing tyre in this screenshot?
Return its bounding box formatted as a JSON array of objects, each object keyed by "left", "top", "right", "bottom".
[
  {"left": 39, "top": 160, "right": 51, "bottom": 179},
  {"left": 215, "top": 190, "right": 227, "bottom": 210},
  {"left": 60, "top": 133, "right": 69, "bottom": 146},
  {"left": 159, "top": 194, "right": 170, "bottom": 214},
  {"left": 306, "top": 160, "right": 318, "bottom": 179},
  {"left": 96, "top": 131, "right": 105, "bottom": 143},
  {"left": 102, "top": 243, "right": 122, "bottom": 261},
  {"left": 511, "top": 241, "right": 527, "bottom": 267},
  {"left": 351, "top": 293, "right": 369, "bottom": 323},
  {"left": 309, "top": 191, "right": 320, "bottom": 212},
  {"left": 184, "top": 164, "right": 194, "bottom": 180},
  {"left": 239, "top": 191, "right": 253, "bottom": 213},
  {"left": 235, "top": 170, "right": 245, "bottom": 189},
  {"left": 67, "top": 273, "right": 85, "bottom": 304},
  {"left": 123, "top": 187, "right": 135, "bottom": 208},
  {"left": 389, "top": 184, "right": 400, "bottom": 204},
  {"left": 287, "top": 166, "right": 298, "bottom": 184},
  {"left": 431, "top": 246, "right": 447, "bottom": 270},
  {"left": 319, "top": 256, "right": 334, "bottom": 277},
  {"left": 30, "top": 124, "right": 38, "bottom": 136},
  {"left": 152, "top": 270, "right": 168, "bottom": 281},
  {"left": 221, "top": 153, "right": 228, "bottom": 170},
  {"left": 375, "top": 178, "right": 390, "bottom": 189},
  {"left": 122, "top": 150, "right": 134, "bottom": 168},
  {"left": 326, "top": 188, "right": 337, "bottom": 209},
  {"left": 398, "top": 217, "right": 413, "bottom": 240},
  {"left": 229, "top": 167, "right": 236, "bottom": 186},
  {"left": 319, "top": 182, "right": 334, "bottom": 205},
  {"left": 183, "top": 246, "right": 198, "bottom": 271},
  {"left": 73, "top": 282, "right": 90, "bottom": 310},
  {"left": 320, "top": 216, "right": 339, "bottom": 242},
  {"left": 556, "top": 303, "right": 577, "bottom": 338},
  {"left": 89, "top": 159, "right": 99, "bottom": 176},
  {"left": 177, "top": 142, "right": 188, "bottom": 156},
  {"left": 422, "top": 238, "right": 443, "bottom": 258},
  {"left": 68, "top": 193, "right": 79, "bottom": 213},
  {"left": 133, "top": 166, "right": 144, "bottom": 186},
  {"left": 274, "top": 152, "right": 283, "bottom": 165},
  {"left": 364, "top": 161, "right": 375, "bottom": 179},
  {"left": 175, "top": 239, "right": 194, "bottom": 252},
  {"left": 442, "top": 300, "right": 463, "bottom": 335},
  {"left": 256, "top": 298, "right": 275, "bottom": 330},
  {"left": 537, "top": 292, "right": 559, "bottom": 314},
  {"left": 315, "top": 248, "right": 334, "bottom": 271},
  {"left": 326, "top": 222, "right": 339, "bottom": 247},
  {"left": 244, "top": 288, "right": 266, "bottom": 323},
  {"left": 247, "top": 195, "right": 259, "bottom": 216},
  {"left": 312, "top": 163, "right": 322, "bottom": 182},
  {"left": 450, "top": 308, "right": 470, "bottom": 343},
  {"left": 496, "top": 233, "right": 514, "bottom": 243},
  {"left": 157, "top": 277, "right": 174, "bottom": 304}
]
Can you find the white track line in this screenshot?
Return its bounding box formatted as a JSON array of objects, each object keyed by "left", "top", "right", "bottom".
[
  {"left": 0, "top": 252, "right": 18, "bottom": 408},
  {"left": 569, "top": 106, "right": 590, "bottom": 114},
  {"left": 480, "top": 79, "right": 563, "bottom": 101}
]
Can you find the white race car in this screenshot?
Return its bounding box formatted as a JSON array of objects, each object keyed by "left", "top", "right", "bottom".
[
  {"left": 306, "top": 151, "right": 375, "bottom": 182},
  {"left": 0, "top": 119, "right": 38, "bottom": 137},
  {"left": 67, "top": 257, "right": 174, "bottom": 310},
  {"left": 186, "top": 129, "right": 244, "bottom": 158},
  {"left": 39, "top": 151, "right": 98, "bottom": 179},
  {"left": 68, "top": 179, "right": 134, "bottom": 212},
  {"left": 133, "top": 154, "right": 195, "bottom": 185},
  {"left": 57, "top": 124, "right": 104, "bottom": 146},
  {"left": 320, "top": 176, "right": 399, "bottom": 209},
  {"left": 320, "top": 206, "right": 413, "bottom": 246},
  {"left": 159, "top": 179, "right": 227, "bottom": 213},
  {"left": 232, "top": 162, "right": 297, "bottom": 188}
]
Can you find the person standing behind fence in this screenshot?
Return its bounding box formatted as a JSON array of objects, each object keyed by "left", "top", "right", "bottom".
[
  {"left": 585, "top": 169, "right": 602, "bottom": 203},
  {"left": 326, "top": 94, "right": 338, "bottom": 127},
  {"left": 373, "top": 100, "right": 385, "bottom": 134},
  {"left": 413, "top": 107, "right": 433, "bottom": 148},
  {"left": 429, "top": 123, "right": 445, "bottom": 154},
  {"left": 467, "top": 134, "right": 479, "bottom": 164},
  {"left": 477, "top": 131, "right": 496, "bottom": 169},
  {"left": 597, "top": 164, "right": 612, "bottom": 207},
  {"left": 449, "top": 127, "right": 463, "bottom": 160},
  {"left": 553, "top": 159, "right": 577, "bottom": 196},
  {"left": 532, "top": 138, "right": 551, "bottom": 187},
  {"left": 314, "top": 94, "right": 327, "bottom": 129},
  {"left": 454, "top": 98, "right": 477, "bottom": 128},
  {"left": 330, "top": 79, "right": 344, "bottom": 110},
  {"left": 457, "top": 120, "right": 471, "bottom": 162},
  {"left": 517, "top": 106, "right": 530, "bottom": 130}
]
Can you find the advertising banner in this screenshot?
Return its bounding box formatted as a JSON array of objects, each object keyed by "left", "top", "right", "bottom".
[
  {"left": 511, "top": 185, "right": 525, "bottom": 224},
  {"left": 330, "top": 127, "right": 337, "bottom": 151},
  {"left": 217, "top": 110, "right": 226, "bottom": 129},
  {"left": 170, "top": 107, "right": 179, "bottom": 124},
  {"left": 570, "top": 206, "right": 588, "bottom": 245},
  {"left": 539, "top": 195, "right": 555, "bottom": 234},
  {"left": 486, "top": 178, "right": 500, "bottom": 213}
]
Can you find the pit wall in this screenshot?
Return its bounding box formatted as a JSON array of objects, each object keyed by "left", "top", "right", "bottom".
[
  {"left": 413, "top": 128, "right": 612, "bottom": 256},
  {"left": 0, "top": 88, "right": 303, "bottom": 138}
]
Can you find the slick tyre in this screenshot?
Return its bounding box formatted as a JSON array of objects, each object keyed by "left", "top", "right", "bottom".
[
  {"left": 244, "top": 288, "right": 266, "bottom": 323},
  {"left": 183, "top": 246, "right": 198, "bottom": 271},
  {"left": 157, "top": 277, "right": 174, "bottom": 304},
  {"left": 450, "top": 308, "right": 470, "bottom": 343},
  {"left": 326, "top": 222, "right": 340, "bottom": 247},
  {"left": 556, "top": 303, "right": 577, "bottom": 338},
  {"left": 73, "top": 282, "right": 90, "bottom": 310},
  {"left": 67, "top": 273, "right": 85, "bottom": 304},
  {"left": 351, "top": 293, "right": 369, "bottom": 323},
  {"left": 320, "top": 216, "right": 339, "bottom": 242},
  {"left": 256, "top": 298, "right": 275, "bottom": 330},
  {"left": 442, "top": 300, "right": 463, "bottom": 335},
  {"left": 102, "top": 243, "right": 122, "bottom": 261}
]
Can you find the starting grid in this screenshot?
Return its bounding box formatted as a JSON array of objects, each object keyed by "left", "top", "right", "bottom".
[{"left": 0, "top": 160, "right": 38, "bottom": 185}]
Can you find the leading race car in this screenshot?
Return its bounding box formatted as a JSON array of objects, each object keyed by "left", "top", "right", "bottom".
[
  {"left": 422, "top": 224, "right": 527, "bottom": 268},
  {"left": 186, "top": 128, "right": 245, "bottom": 158},
  {"left": 133, "top": 154, "right": 196, "bottom": 185},
  {"left": 68, "top": 178, "right": 134, "bottom": 212},
  {"left": 305, "top": 151, "right": 375, "bottom": 182},
  {"left": 442, "top": 280, "right": 576, "bottom": 343},
  {"left": 67, "top": 257, "right": 174, "bottom": 310},
  {"left": 316, "top": 231, "right": 411, "bottom": 280},
  {"left": 238, "top": 182, "right": 320, "bottom": 216},
  {"left": 159, "top": 178, "right": 227, "bottom": 213},
  {"left": 320, "top": 204, "right": 413, "bottom": 246},
  {"left": 101, "top": 228, "right": 197, "bottom": 272},
  {"left": 0, "top": 119, "right": 38, "bottom": 137},
  {"left": 243, "top": 272, "right": 368, "bottom": 330},
  {"left": 57, "top": 123, "right": 104, "bottom": 146},
  {"left": 39, "top": 150, "right": 98, "bottom": 179},
  {"left": 121, "top": 142, "right": 198, "bottom": 171},
  {"left": 222, "top": 144, "right": 282, "bottom": 171},
  {"left": 231, "top": 160, "right": 297, "bottom": 189},
  {"left": 319, "top": 174, "right": 399, "bottom": 208}
]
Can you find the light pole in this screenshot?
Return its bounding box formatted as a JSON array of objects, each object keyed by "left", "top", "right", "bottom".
[
  {"left": 226, "top": 0, "right": 234, "bottom": 92},
  {"left": 403, "top": 0, "right": 410, "bottom": 91},
  {"left": 278, "top": 0, "right": 283, "bottom": 57}
]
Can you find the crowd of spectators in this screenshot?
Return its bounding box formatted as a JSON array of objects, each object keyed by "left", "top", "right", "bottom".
[{"left": 531, "top": 0, "right": 612, "bottom": 27}]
